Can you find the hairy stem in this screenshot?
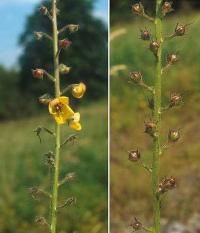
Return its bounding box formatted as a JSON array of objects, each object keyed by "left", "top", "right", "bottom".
[
  {"left": 51, "top": 0, "right": 60, "bottom": 232},
  {"left": 152, "top": 0, "right": 163, "bottom": 232}
]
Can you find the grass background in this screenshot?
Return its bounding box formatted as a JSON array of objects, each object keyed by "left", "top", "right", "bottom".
[
  {"left": 111, "top": 13, "right": 200, "bottom": 232},
  {"left": 0, "top": 100, "right": 107, "bottom": 233}
]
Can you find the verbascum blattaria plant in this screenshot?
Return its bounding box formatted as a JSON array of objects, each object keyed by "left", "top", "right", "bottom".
[
  {"left": 29, "top": 0, "right": 86, "bottom": 232},
  {"left": 128, "top": 1, "right": 188, "bottom": 232}
]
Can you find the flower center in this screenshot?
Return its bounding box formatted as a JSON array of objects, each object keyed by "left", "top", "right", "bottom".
[{"left": 55, "top": 103, "right": 64, "bottom": 114}]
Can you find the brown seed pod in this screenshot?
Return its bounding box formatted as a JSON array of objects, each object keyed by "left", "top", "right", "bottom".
[
  {"left": 39, "top": 6, "right": 48, "bottom": 16},
  {"left": 162, "top": 1, "right": 173, "bottom": 15},
  {"left": 140, "top": 28, "right": 151, "bottom": 40},
  {"left": 32, "top": 69, "right": 44, "bottom": 79},
  {"left": 130, "top": 217, "right": 143, "bottom": 231},
  {"left": 131, "top": 2, "right": 144, "bottom": 15},
  {"left": 129, "top": 71, "right": 143, "bottom": 83},
  {"left": 149, "top": 40, "right": 160, "bottom": 55},
  {"left": 169, "top": 93, "right": 182, "bottom": 107},
  {"left": 128, "top": 149, "right": 141, "bottom": 162},
  {"left": 158, "top": 176, "right": 176, "bottom": 193},
  {"left": 58, "top": 39, "right": 72, "bottom": 49},
  {"left": 167, "top": 53, "right": 179, "bottom": 65},
  {"left": 168, "top": 129, "right": 180, "bottom": 142},
  {"left": 144, "top": 121, "right": 156, "bottom": 137},
  {"left": 175, "top": 23, "right": 186, "bottom": 36}
]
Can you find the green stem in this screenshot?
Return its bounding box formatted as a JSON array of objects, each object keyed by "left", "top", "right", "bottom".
[
  {"left": 152, "top": 0, "right": 163, "bottom": 233},
  {"left": 51, "top": 0, "right": 60, "bottom": 233}
]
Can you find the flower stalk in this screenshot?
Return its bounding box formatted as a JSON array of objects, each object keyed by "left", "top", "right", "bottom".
[
  {"left": 152, "top": 1, "right": 163, "bottom": 232},
  {"left": 51, "top": 0, "right": 60, "bottom": 232}
]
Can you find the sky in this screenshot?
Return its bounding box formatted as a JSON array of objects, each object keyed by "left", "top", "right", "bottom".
[{"left": 0, "top": 0, "right": 108, "bottom": 68}]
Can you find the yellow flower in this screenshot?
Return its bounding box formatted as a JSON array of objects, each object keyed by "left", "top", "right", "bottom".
[
  {"left": 48, "top": 96, "right": 74, "bottom": 125},
  {"left": 69, "top": 112, "right": 82, "bottom": 131},
  {"left": 72, "top": 82, "right": 86, "bottom": 99}
]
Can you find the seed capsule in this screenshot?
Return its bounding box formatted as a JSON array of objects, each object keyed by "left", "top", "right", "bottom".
[
  {"left": 167, "top": 53, "right": 178, "bottom": 65},
  {"left": 168, "top": 129, "right": 180, "bottom": 142},
  {"left": 158, "top": 177, "right": 176, "bottom": 193},
  {"left": 128, "top": 149, "right": 141, "bottom": 162},
  {"left": 32, "top": 69, "right": 44, "bottom": 79},
  {"left": 162, "top": 1, "right": 173, "bottom": 15},
  {"left": 131, "top": 2, "right": 144, "bottom": 15},
  {"left": 59, "top": 39, "right": 72, "bottom": 49},
  {"left": 175, "top": 23, "right": 186, "bottom": 36},
  {"left": 149, "top": 40, "right": 160, "bottom": 55},
  {"left": 130, "top": 217, "right": 143, "bottom": 231},
  {"left": 144, "top": 121, "right": 156, "bottom": 137},
  {"left": 129, "top": 71, "right": 143, "bottom": 83},
  {"left": 169, "top": 93, "right": 182, "bottom": 107},
  {"left": 59, "top": 64, "right": 71, "bottom": 74},
  {"left": 140, "top": 28, "right": 151, "bottom": 40},
  {"left": 39, "top": 6, "right": 48, "bottom": 16}
]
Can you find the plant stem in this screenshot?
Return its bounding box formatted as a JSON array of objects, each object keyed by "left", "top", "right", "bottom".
[
  {"left": 51, "top": 0, "right": 60, "bottom": 232},
  {"left": 152, "top": 0, "right": 163, "bottom": 232}
]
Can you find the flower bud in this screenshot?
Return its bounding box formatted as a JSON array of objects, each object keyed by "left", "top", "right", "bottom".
[
  {"left": 128, "top": 149, "right": 141, "bottom": 162},
  {"left": 168, "top": 129, "right": 180, "bottom": 142},
  {"left": 149, "top": 40, "right": 160, "bottom": 55},
  {"left": 140, "top": 28, "right": 151, "bottom": 40},
  {"left": 162, "top": 1, "right": 173, "bottom": 15},
  {"left": 59, "top": 39, "right": 72, "bottom": 49},
  {"left": 175, "top": 23, "right": 186, "bottom": 36},
  {"left": 167, "top": 53, "right": 178, "bottom": 65},
  {"left": 59, "top": 64, "right": 71, "bottom": 74},
  {"left": 32, "top": 69, "right": 44, "bottom": 79},
  {"left": 34, "top": 31, "right": 43, "bottom": 40},
  {"left": 35, "top": 216, "right": 48, "bottom": 226},
  {"left": 67, "top": 24, "right": 79, "bottom": 33},
  {"left": 169, "top": 93, "right": 182, "bottom": 107},
  {"left": 131, "top": 2, "right": 144, "bottom": 15},
  {"left": 158, "top": 177, "right": 176, "bottom": 193},
  {"left": 39, "top": 6, "right": 48, "bottom": 16},
  {"left": 130, "top": 217, "right": 143, "bottom": 231},
  {"left": 145, "top": 121, "right": 156, "bottom": 137},
  {"left": 129, "top": 71, "right": 143, "bottom": 83},
  {"left": 72, "top": 82, "right": 86, "bottom": 99}
]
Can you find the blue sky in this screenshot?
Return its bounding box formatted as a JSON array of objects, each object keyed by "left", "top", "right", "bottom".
[{"left": 0, "top": 0, "right": 107, "bottom": 68}]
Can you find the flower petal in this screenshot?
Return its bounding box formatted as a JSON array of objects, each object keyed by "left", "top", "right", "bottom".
[
  {"left": 69, "top": 122, "right": 82, "bottom": 131},
  {"left": 59, "top": 96, "right": 69, "bottom": 105}
]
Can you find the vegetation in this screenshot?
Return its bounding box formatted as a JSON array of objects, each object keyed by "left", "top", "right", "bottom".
[
  {"left": 111, "top": 12, "right": 200, "bottom": 233},
  {"left": 0, "top": 101, "right": 107, "bottom": 233}
]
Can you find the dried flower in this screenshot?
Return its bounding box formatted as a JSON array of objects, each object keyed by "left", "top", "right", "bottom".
[
  {"left": 67, "top": 24, "right": 79, "bottom": 33},
  {"left": 34, "top": 31, "right": 43, "bottom": 40},
  {"left": 169, "top": 93, "right": 182, "bottom": 107},
  {"left": 130, "top": 217, "right": 143, "bottom": 231},
  {"left": 129, "top": 71, "right": 143, "bottom": 83},
  {"left": 175, "top": 23, "right": 186, "bottom": 36},
  {"left": 35, "top": 216, "right": 48, "bottom": 226},
  {"left": 158, "top": 177, "right": 176, "bottom": 193},
  {"left": 39, "top": 6, "right": 48, "bottom": 16},
  {"left": 140, "top": 28, "right": 151, "bottom": 40},
  {"left": 39, "top": 94, "right": 52, "bottom": 105},
  {"left": 44, "top": 151, "right": 55, "bottom": 167},
  {"left": 162, "top": 1, "right": 173, "bottom": 15},
  {"left": 145, "top": 121, "right": 156, "bottom": 137},
  {"left": 59, "top": 39, "right": 72, "bottom": 49},
  {"left": 72, "top": 82, "right": 86, "bottom": 99},
  {"left": 168, "top": 129, "right": 180, "bottom": 142},
  {"left": 131, "top": 2, "right": 144, "bottom": 15},
  {"left": 128, "top": 149, "right": 141, "bottom": 162},
  {"left": 32, "top": 69, "right": 44, "bottom": 79},
  {"left": 167, "top": 53, "right": 179, "bottom": 65},
  {"left": 149, "top": 40, "right": 160, "bottom": 55},
  {"left": 59, "top": 64, "right": 71, "bottom": 74}
]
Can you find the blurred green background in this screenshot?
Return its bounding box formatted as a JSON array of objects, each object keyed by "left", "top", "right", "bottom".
[
  {"left": 0, "top": 0, "right": 107, "bottom": 232},
  {"left": 111, "top": 1, "right": 200, "bottom": 232}
]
